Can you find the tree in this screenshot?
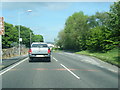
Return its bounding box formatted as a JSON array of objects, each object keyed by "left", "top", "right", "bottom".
[
  {"left": 62, "top": 11, "right": 89, "bottom": 50},
  {"left": 2, "top": 22, "right": 44, "bottom": 48},
  {"left": 56, "top": 2, "right": 120, "bottom": 52},
  {"left": 87, "top": 12, "right": 113, "bottom": 52},
  {"left": 2, "top": 22, "right": 18, "bottom": 48},
  {"left": 15, "top": 25, "right": 34, "bottom": 47},
  {"left": 86, "top": 26, "right": 113, "bottom": 52},
  {"left": 32, "top": 35, "right": 44, "bottom": 42},
  {"left": 107, "top": 1, "right": 120, "bottom": 46},
  {"left": 87, "top": 12, "right": 109, "bottom": 28}
]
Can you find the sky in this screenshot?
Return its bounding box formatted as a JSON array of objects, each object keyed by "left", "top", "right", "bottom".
[{"left": 1, "top": 1, "right": 114, "bottom": 42}]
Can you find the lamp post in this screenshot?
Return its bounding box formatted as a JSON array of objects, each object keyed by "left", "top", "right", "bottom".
[
  {"left": 27, "top": 10, "right": 32, "bottom": 47},
  {"left": 30, "top": 32, "right": 31, "bottom": 47},
  {"left": 18, "top": 10, "right": 32, "bottom": 55},
  {"left": 18, "top": 12, "right": 21, "bottom": 56},
  {"left": 27, "top": 10, "right": 32, "bottom": 12}
]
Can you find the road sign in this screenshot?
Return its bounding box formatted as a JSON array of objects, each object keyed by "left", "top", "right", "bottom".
[
  {"left": 0, "top": 17, "right": 4, "bottom": 35},
  {"left": 19, "top": 38, "right": 22, "bottom": 42}
]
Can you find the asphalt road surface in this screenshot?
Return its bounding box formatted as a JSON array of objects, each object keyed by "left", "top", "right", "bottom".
[{"left": 1, "top": 52, "right": 119, "bottom": 89}]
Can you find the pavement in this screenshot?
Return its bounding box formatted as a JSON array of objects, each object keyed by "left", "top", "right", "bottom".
[
  {"left": 1, "top": 54, "right": 28, "bottom": 70},
  {"left": 0, "top": 52, "right": 119, "bottom": 89}
]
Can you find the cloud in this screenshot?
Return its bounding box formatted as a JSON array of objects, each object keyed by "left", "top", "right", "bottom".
[
  {"left": 2, "top": 2, "right": 70, "bottom": 11},
  {"left": 2, "top": 2, "right": 45, "bottom": 11},
  {"left": 45, "top": 3, "right": 71, "bottom": 11}
]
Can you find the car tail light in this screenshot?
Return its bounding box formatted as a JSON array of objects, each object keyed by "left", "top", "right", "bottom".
[
  {"left": 29, "top": 49, "right": 32, "bottom": 54},
  {"left": 48, "top": 49, "right": 51, "bottom": 54}
]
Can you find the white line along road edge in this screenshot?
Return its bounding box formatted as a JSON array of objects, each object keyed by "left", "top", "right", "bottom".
[
  {"left": 0, "top": 57, "right": 28, "bottom": 76},
  {"left": 60, "top": 64, "right": 80, "bottom": 80},
  {"left": 53, "top": 57, "right": 58, "bottom": 61}
]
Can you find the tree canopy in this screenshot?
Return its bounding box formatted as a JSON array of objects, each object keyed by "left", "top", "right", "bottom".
[
  {"left": 2, "top": 22, "right": 44, "bottom": 48},
  {"left": 56, "top": 1, "right": 120, "bottom": 52}
]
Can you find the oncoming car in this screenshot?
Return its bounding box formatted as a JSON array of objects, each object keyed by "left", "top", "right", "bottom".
[{"left": 28, "top": 42, "right": 51, "bottom": 62}]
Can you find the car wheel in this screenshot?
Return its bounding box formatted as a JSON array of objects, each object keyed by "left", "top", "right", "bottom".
[
  {"left": 29, "top": 57, "right": 33, "bottom": 62},
  {"left": 48, "top": 57, "right": 51, "bottom": 62}
]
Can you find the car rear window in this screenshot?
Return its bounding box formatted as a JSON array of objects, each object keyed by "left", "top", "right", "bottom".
[{"left": 32, "top": 44, "right": 48, "bottom": 48}]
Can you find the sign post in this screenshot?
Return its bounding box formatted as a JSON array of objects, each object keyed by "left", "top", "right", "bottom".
[
  {"left": 0, "top": 17, "right": 4, "bottom": 35},
  {"left": 0, "top": 17, "right": 4, "bottom": 63},
  {"left": 0, "top": 17, "right": 4, "bottom": 90}
]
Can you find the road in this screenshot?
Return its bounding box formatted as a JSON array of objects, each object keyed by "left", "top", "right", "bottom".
[{"left": 1, "top": 52, "right": 119, "bottom": 89}]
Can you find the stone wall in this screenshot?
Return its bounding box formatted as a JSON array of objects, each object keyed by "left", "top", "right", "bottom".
[{"left": 2, "top": 47, "right": 28, "bottom": 59}]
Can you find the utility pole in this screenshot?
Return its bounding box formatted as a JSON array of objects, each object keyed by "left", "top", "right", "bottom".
[{"left": 30, "top": 32, "right": 31, "bottom": 47}]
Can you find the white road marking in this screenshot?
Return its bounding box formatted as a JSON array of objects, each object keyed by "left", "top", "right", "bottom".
[
  {"left": 56, "top": 52, "right": 118, "bottom": 73},
  {"left": 0, "top": 57, "right": 28, "bottom": 76},
  {"left": 57, "top": 53, "right": 63, "bottom": 55},
  {"left": 80, "top": 59, "right": 100, "bottom": 66},
  {"left": 53, "top": 57, "right": 58, "bottom": 61},
  {"left": 99, "top": 66, "right": 104, "bottom": 68},
  {"left": 108, "top": 69, "right": 117, "bottom": 73},
  {"left": 58, "top": 52, "right": 100, "bottom": 66},
  {"left": 60, "top": 64, "right": 80, "bottom": 80}
]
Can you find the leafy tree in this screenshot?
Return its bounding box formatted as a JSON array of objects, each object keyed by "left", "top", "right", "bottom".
[
  {"left": 87, "top": 12, "right": 113, "bottom": 52},
  {"left": 62, "top": 11, "right": 89, "bottom": 50},
  {"left": 15, "top": 25, "right": 34, "bottom": 47},
  {"left": 2, "top": 22, "right": 18, "bottom": 48},
  {"left": 32, "top": 35, "right": 44, "bottom": 42},
  {"left": 86, "top": 26, "right": 113, "bottom": 52},
  {"left": 107, "top": 1, "right": 120, "bottom": 46},
  {"left": 2, "top": 22, "right": 44, "bottom": 48},
  {"left": 88, "top": 12, "right": 109, "bottom": 28},
  {"left": 55, "top": 30, "right": 65, "bottom": 49}
]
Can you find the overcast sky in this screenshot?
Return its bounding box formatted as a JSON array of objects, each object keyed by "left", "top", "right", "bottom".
[{"left": 1, "top": 2, "right": 114, "bottom": 42}]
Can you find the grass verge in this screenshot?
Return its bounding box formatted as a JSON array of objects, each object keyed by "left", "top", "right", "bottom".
[{"left": 75, "top": 48, "right": 119, "bottom": 67}]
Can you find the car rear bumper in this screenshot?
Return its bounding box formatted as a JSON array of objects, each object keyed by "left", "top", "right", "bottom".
[{"left": 29, "top": 54, "right": 50, "bottom": 58}]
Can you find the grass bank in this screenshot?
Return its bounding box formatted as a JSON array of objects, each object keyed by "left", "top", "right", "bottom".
[{"left": 75, "top": 48, "right": 119, "bottom": 67}]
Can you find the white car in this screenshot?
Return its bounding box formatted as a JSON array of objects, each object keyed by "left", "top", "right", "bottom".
[{"left": 28, "top": 42, "right": 51, "bottom": 62}]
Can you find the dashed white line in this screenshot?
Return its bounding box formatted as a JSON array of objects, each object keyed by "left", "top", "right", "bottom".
[
  {"left": 0, "top": 57, "right": 28, "bottom": 76},
  {"left": 53, "top": 57, "right": 58, "bottom": 61},
  {"left": 60, "top": 64, "right": 80, "bottom": 80}
]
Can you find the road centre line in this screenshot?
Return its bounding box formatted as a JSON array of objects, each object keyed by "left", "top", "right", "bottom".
[
  {"left": 60, "top": 63, "right": 80, "bottom": 80},
  {"left": 0, "top": 57, "right": 28, "bottom": 76},
  {"left": 53, "top": 57, "right": 58, "bottom": 61}
]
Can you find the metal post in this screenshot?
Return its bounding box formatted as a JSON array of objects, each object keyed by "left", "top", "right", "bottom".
[
  {"left": 0, "top": 35, "right": 2, "bottom": 64},
  {"left": 18, "top": 12, "right": 20, "bottom": 55},
  {"left": 0, "top": 1, "right": 3, "bottom": 89},
  {"left": 30, "top": 32, "right": 31, "bottom": 47},
  {"left": 18, "top": 10, "right": 32, "bottom": 54},
  {"left": 0, "top": 35, "right": 2, "bottom": 89},
  {"left": 27, "top": 10, "right": 32, "bottom": 48}
]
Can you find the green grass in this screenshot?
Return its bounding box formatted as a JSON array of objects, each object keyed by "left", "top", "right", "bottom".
[{"left": 75, "top": 48, "right": 119, "bottom": 67}]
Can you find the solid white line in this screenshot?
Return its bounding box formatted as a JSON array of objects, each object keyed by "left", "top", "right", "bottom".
[
  {"left": 0, "top": 57, "right": 28, "bottom": 76},
  {"left": 108, "top": 69, "right": 117, "bottom": 73},
  {"left": 53, "top": 57, "right": 58, "bottom": 61},
  {"left": 99, "top": 66, "right": 104, "bottom": 68},
  {"left": 60, "top": 64, "right": 80, "bottom": 79}
]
